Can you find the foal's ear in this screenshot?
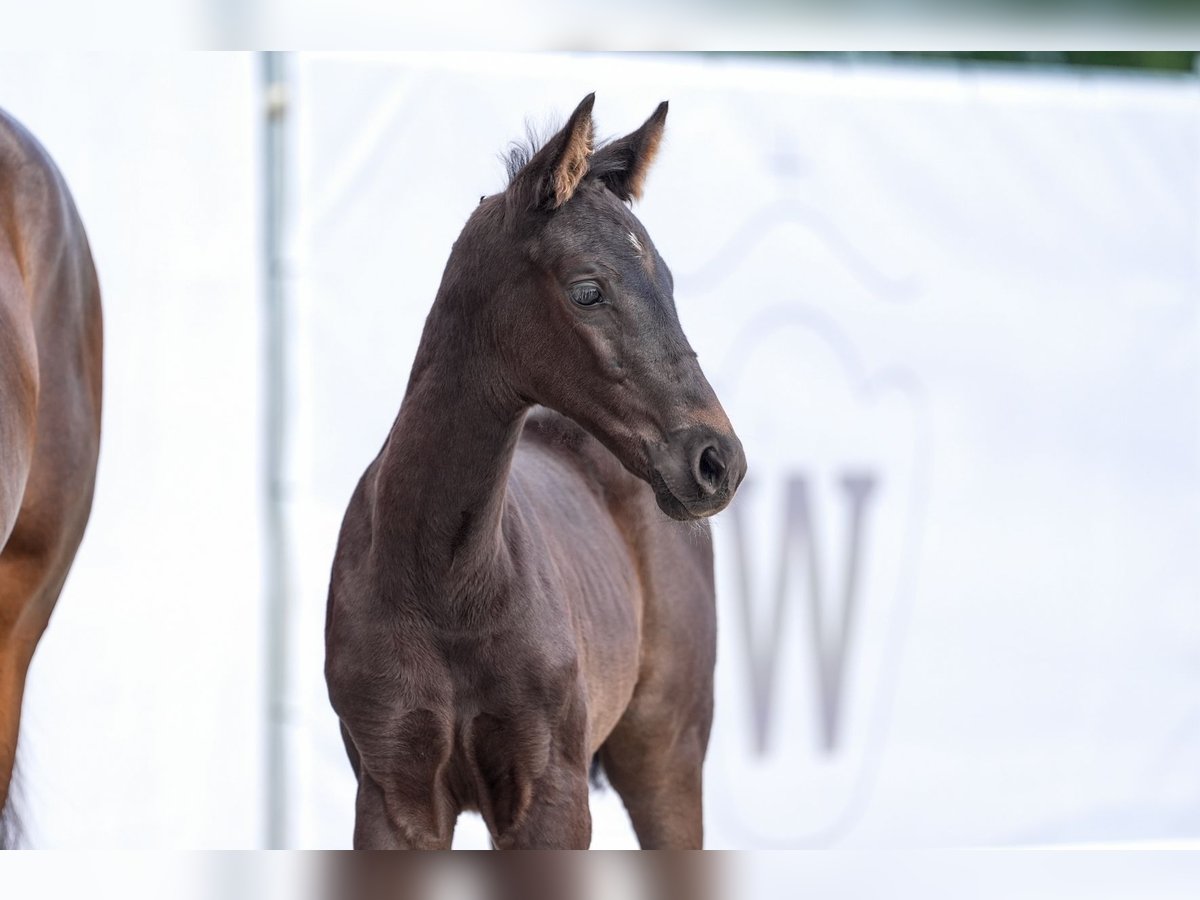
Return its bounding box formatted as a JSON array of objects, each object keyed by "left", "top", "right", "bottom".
[
  {"left": 509, "top": 93, "right": 596, "bottom": 211},
  {"left": 590, "top": 101, "right": 668, "bottom": 202}
]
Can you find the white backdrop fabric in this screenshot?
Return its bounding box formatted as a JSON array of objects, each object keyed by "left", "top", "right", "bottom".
[
  {"left": 1, "top": 54, "right": 266, "bottom": 848},
  {"left": 286, "top": 53, "right": 1200, "bottom": 850}
]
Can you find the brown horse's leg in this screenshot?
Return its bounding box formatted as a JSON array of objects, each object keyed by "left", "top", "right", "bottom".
[
  {"left": 0, "top": 627, "right": 37, "bottom": 817},
  {"left": 0, "top": 549, "right": 67, "bottom": 823},
  {"left": 599, "top": 708, "right": 709, "bottom": 849},
  {"left": 0, "top": 557, "right": 57, "bottom": 847},
  {"left": 0, "top": 629, "right": 32, "bottom": 815}
]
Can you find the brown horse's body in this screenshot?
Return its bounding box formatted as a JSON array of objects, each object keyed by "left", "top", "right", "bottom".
[
  {"left": 0, "top": 110, "right": 103, "bottom": 841},
  {"left": 326, "top": 95, "right": 744, "bottom": 849}
]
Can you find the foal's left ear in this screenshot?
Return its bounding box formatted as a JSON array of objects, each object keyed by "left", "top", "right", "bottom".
[
  {"left": 590, "top": 101, "right": 668, "bottom": 202},
  {"left": 509, "top": 93, "right": 596, "bottom": 211}
]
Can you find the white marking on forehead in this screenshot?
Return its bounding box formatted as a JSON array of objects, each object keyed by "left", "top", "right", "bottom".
[{"left": 627, "top": 231, "right": 644, "bottom": 256}]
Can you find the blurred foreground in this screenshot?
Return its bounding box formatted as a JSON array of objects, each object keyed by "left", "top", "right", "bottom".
[{"left": 4, "top": 850, "right": 1200, "bottom": 899}]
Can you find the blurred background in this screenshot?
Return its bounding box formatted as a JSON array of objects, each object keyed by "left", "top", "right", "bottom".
[
  {"left": 1, "top": 51, "right": 1198, "bottom": 851},
  {"left": 4, "top": 2, "right": 1200, "bottom": 49}
]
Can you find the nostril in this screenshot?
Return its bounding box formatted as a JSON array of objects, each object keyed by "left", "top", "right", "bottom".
[{"left": 698, "top": 445, "right": 727, "bottom": 493}]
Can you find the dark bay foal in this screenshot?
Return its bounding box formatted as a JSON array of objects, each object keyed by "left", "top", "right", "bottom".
[{"left": 325, "top": 94, "right": 745, "bottom": 849}]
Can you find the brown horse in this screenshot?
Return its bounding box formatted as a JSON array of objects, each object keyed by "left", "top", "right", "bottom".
[
  {"left": 0, "top": 110, "right": 103, "bottom": 847},
  {"left": 325, "top": 94, "right": 745, "bottom": 849}
]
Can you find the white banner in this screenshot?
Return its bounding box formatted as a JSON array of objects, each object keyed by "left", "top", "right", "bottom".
[{"left": 287, "top": 53, "right": 1200, "bottom": 849}]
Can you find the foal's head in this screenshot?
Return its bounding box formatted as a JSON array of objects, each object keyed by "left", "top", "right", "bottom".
[{"left": 464, "top": 94, "right": 745, "bottom": 520}]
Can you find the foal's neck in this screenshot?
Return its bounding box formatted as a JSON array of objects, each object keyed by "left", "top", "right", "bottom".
[{"left": 371, "top": 283, "right": 525, "bottom": 590}]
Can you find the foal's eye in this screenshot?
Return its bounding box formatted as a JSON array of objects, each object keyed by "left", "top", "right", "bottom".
[{"left": 568, "top": 281, "right": 604, "bottom": 308}]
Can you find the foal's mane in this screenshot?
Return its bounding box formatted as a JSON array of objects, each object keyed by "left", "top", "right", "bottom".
[
  {"left": 501, "top": 121, "right": 548, "bottom": 183},
  {"left": 502, "top": 121, "right": 630, "bottom": 194}
]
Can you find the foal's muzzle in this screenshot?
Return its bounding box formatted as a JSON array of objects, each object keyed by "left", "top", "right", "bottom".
[{"left": 649, "top": 425, "right": 747, "bottom": 520}]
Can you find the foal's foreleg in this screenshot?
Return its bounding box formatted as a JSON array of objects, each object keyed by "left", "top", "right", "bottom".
[
  {"left": 352, "top": 772, "right": 456, "bottom": 850},
  {"left": 472, "top": 710, "right": 592, "bottom": 849},
  {"left": 488, "top": 759, "right": 591, "bottom": 850},
  {"left": 599, "top": 704, "right": 710, "bottom": 849}
]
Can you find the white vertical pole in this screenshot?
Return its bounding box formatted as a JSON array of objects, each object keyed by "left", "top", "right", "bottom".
[{"left": 262, "top": 50, "right": 290, "bottom": 850}]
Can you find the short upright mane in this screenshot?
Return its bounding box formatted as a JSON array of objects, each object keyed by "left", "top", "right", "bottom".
[
  {"left": 502, "top": 124, "right": 634, "bottom": 193},
  {"left": 502, "top": 98, "right": 668, "bottom": 207},
  {"left": 502, "top": 122, "right": 548, "bottom": 184}
]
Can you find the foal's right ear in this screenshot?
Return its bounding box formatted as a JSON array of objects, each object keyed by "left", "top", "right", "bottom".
[{"left": 508, "top": 93, "right": 596, "bottom": 211}]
